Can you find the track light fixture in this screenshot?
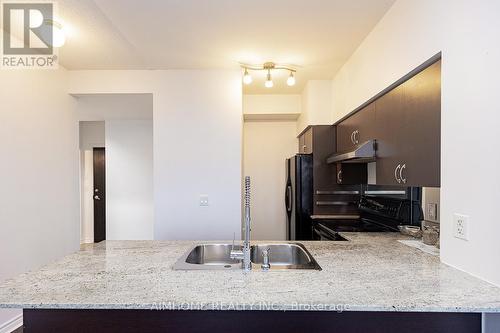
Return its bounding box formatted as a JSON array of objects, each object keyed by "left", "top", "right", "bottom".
[{"left": 241, "top": 62, "right": 297, "bottom": 88}]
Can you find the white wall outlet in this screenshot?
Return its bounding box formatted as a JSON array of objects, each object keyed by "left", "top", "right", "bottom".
[
  {"left": 199, "top": 195, "right": 209, "bottom": 207},
  {"left": 427, "top": 203, "right": 438, "bottom": 221},
  {"left": 453, "top": 214, "right": 469, "bottom": 240}
]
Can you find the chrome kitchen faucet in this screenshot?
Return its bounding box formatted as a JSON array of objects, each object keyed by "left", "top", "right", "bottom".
[{"left": 230, "top": 176, "right": 252, "bottom": 271}]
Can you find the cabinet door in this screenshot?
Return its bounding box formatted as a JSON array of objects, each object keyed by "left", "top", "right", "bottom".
[
  {"left": 337, "top": 104, "right": 376, "bottom": 153},
  {"left": 303, "top": 128, "right": 313, "bottom": 153},
  {"left": 398, "top": 61, "right": 441, "bottom": 187},
  {"left": 375, "top": 84, "right": 405, "bottom": 185},
  {"left": 375, "top": 61, "right": 441, "bottom": 187},
  {"left": 298, "top": 128, "right": 313, "bottom": 154}
]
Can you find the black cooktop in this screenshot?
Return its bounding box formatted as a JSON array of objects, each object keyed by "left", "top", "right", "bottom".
[{"left": 315, "top": 218, "right": 396, "bottom": 233}]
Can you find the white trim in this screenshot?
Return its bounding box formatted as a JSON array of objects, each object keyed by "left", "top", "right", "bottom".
[{"left": 0, "top": 314, "right": 22, "bottom": 333}]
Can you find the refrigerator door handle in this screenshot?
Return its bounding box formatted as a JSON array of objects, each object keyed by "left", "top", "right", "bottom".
[{"left": 286, "top": 185, "right": 292, "bottom": 212}]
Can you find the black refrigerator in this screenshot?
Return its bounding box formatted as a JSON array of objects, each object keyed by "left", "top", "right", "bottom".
[{"left": 285, "top": 154, "right": 313, "bottom": 240}]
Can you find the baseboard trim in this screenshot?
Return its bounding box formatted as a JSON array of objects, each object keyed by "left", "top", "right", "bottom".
[{"left": 0, "top": 313, "right": 22, "bottom": 333}]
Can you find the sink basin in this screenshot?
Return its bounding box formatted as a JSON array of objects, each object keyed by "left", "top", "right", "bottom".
[
  {"left": 251, "top": 243, "right": 321, "bottom": 270},
  {"left": 174, "top": 244, "right": 243, "bottom": 270},
  {"left": 173, "top": 242, "right": 321, "bottom": 270},
  {"left": 186, "top": 244, "right": 242, "bottom": 265}
]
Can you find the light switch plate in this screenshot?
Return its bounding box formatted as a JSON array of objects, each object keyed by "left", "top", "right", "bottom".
[
  {"left": 199, "top": 195, "right": 209, "bottom": 207},
  {"left": 453, "top": 213, "right": 469, "bottom": 240}
]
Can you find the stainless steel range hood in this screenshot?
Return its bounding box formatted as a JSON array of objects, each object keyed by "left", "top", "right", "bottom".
[{"left": 326, "top": 140, "right": 377, "bottom": 164}]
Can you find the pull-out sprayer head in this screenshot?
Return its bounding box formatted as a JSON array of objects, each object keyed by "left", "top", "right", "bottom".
[{"left": 244, "top": 176, "right": 250, "bottom": 208}]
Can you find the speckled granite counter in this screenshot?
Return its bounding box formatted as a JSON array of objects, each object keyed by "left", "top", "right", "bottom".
[{"left": 1, "top": 233, "right": 500, "bottom": 312}]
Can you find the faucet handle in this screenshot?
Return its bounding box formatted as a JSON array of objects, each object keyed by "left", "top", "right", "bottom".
[{"left": 261, "top": 248, "right": 271, "bottom": 270}]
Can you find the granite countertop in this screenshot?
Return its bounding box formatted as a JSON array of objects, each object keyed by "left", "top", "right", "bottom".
[{"left": 1, "top": 233, "right": 500, "bottom": 312}]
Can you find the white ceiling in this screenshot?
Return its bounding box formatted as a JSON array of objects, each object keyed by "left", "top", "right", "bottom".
[{"left": 56, "top": 0, "right": 395, "bottom": 94}]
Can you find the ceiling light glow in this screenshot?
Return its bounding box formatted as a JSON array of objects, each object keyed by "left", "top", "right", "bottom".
[
  {"left": 265, "top": 71, "right": 273, "bottom": 88},
  {"left": 243, "top": 68, "right": 252, "bottom": 85},
  {"left": 52, "top": 25, "right": 66, "bottom": 47},
  {"left": 287, "top": 71, "right": 296, "bottom": 86}
]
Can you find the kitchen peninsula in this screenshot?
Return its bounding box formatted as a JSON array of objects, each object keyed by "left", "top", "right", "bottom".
[{"left": 1, "top": 233, "right": 499, "bottom": 332}]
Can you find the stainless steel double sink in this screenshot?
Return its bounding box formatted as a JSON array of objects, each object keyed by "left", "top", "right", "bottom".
[{"left": 173, "top": 243, "right": 321, "bottom": 271}]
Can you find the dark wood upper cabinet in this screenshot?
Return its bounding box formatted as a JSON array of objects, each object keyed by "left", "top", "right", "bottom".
[
  {"left": 298, "top": 125, "right": 360, "bottom": 215},
  {"left": 333, "top": 59, "right": 441, "bottom": 187},
  {"left": 374, "top": 60, "right": 441, "bottom": 187},
  {"left": 298, "top": 127, "right": 314, "bottom": 154},
  {"left": 336, "top": 103, "right": 376, "bottom": 153}
]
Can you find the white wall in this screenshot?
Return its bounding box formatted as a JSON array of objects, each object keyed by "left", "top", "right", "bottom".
[
  {"left": 243, "top": 120, "right": 298, "bottom": 240},
  {"left": 79, "top": 121, "right": 105, "bottom": 150},
  {"left": 298, "top": 80, "right": 332, "bottom": 134},
  {"left": 330, "top": 0, "right": 500, "bottom": 286},
  {"left": 0, "top": 69, "right": 79, "bottom": 328},
  {"left": 153, "top": 71, "right": 242, "bottom": 240},
  {"left": 105, "top": 120, "right": 154, "bottom": 240},
  {"left": 69, "top": 70, "right": 243, "bottom": 240},
  {"left": 75, "top": 94, "right": 153, "bottom": 121}
]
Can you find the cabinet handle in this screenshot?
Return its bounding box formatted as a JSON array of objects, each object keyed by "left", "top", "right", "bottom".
[
  {"left": 302, "top": 145, "right": 307, "bottom": 152},
  {"left": 399, "top": 164, "right": 407, "bottom": 184},
  {"left": 337, "top": 170, "right": 343, "bottom": 183},
  {"left": 394, "top": 164, "right": 402, "bottom": 183},
  {"left": 354, "top": 130, "right": 360, "bottom": 144},
  {"left": 350, "top": 131, "right": 355, "bottom": 144}
]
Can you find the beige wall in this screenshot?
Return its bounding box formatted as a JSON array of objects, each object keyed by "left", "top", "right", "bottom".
[
  {"left": 330, "top": 0, "right": 500, "bottom": 286},
  {"left": 243, "top": 94, "right": 301, "bottom": 116},
  {"left": 243, "top": 121, "right": 298, "bottom": 240},
  {"left": 298, "top": 80, "right": 332, "bottom": 134}
]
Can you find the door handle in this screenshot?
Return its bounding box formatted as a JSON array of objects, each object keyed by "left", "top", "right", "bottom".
[
  {"left": 94, "top": 195, "right": 101, "bottom": 200},
  {"left": 286, "top": 186, "right": 292, "bottom": 212},
  {"left": 399, "top": 164, "right": 407, "bottom": 184},
  {"left": 394, "top": 164, "right": 401, "bottom": 183}
]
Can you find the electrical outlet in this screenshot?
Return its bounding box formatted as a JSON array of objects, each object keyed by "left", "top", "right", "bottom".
[
  {"left": 453, "top": 214, "right": 469, "bottom": 240},
  {"left": 199, "top": 195, "right": 209, "bottom": 207},
  {"left": 427, "top": 203, "right": 438, "bottom": 221}
]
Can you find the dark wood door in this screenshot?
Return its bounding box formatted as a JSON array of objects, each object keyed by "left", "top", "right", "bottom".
[
  {"left": 93, "top": 148, "right": 106, "bottom": 243},
  {"left": 337, "top": 103, "right": 376, "bottom": 153},
  {"left": 375, "top": 60, "right": 441, "bottom": 187},
  {"left": 374, "top": 84, "right": 405, "bottom": 185},
  {"left": 399, "top": 60, "right": 441, "bottom": 187},
  {"left": 298, "top": 127, "right": 313, "bottom": 154}
]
